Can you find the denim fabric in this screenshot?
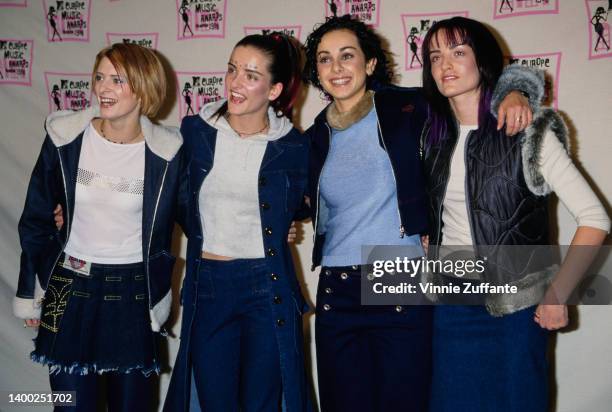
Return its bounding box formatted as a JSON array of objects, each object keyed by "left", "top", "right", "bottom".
[
  {"left": 49, "top": 369, "right": 155, "bottom": 412},
  {"left": 32, "top": 257, "right": 159, "bottom": 376},
  {"left": 187, "top": 258, "right": 282, "bottom": 411},
  {"left": 315, "top": 267, "right": 433, "bottom": 412},
  {"left": 430, "top": 305, "right": 549, "bottom": 412}
]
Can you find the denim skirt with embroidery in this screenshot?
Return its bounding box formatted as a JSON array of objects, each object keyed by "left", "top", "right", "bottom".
[{"left": 31, "top": 254, "right": 159, "bottom": 376}]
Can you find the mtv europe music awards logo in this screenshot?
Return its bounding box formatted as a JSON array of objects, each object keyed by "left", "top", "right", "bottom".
[
  {"left": 493, "top": 0, "right": 559, "bottom": 19},
  {"left": 176, "top": 72, "right": 225, "bottom": 120},
  {"left": 244, "top": 26, "right": 302, "bottom": 41},
  {"left": 43, "top": 0, "right": 91, "bottom": 42},
  {"left": 585, "top": 0, "right": 612, "bottom": 59},
  {"left": 176, "top": 0, "right": 227, "bottom": 39},
  {"left": 401, "top": 11, "right": 469, "bottom": 71},
  {"left": 325, "top": 0, "right": 381, "bottom": 27},
  {"left": 506, "top": 52, "right": 562, "bottom": 109},
  {"left": 0, "top": 39, "right": 33, "bottom": 86},
  {"left": 45, "top": 72, "right": 91, "bottom": 112},
  {"left": 106, "top": 32, "right": 159, "bottom": 49}
]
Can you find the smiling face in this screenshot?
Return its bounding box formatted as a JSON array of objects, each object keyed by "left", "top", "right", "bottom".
[
  {"left": 315, "top": 29, "right": 377, "bottom": 112},
  {"left": 93, "top": 57, "right": 141, "bottom": 123},
  {"left": 428, "top": 29, "right": 481, "bottom": 102},
  {"left": 225, "top": 45, "right": 282, "bottom": 120}
]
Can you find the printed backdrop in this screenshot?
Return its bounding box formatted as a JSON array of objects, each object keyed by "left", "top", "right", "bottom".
[{"left": 1, "top": 1, "right": 610, "bottom": 411}]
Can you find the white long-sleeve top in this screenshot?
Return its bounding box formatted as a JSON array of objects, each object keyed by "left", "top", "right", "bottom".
[{"left": 441, "top": 125, "right": 610, "bottom": 246}]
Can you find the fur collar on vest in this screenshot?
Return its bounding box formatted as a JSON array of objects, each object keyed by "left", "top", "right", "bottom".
[
  {"left": 521, "top": 108, "right": 569, "bottom": 196},
  {"left": 45, "top": 105, "right": 182, "bottom": 162}
]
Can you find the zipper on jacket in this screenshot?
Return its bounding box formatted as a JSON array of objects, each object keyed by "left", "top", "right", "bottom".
[
  {"left": 145, "top": 163, "right": 168, "bottom": 309},
  {"left": 373, "top": 99, "right": 405, "bottom": 238},
  {"left": 463, "top": 130, "right": 479, "bottom": 253},
  {"left": 311, "top": 124, "right": 332, "bottom": 270},
  {"left": 435, "top": 129, "right": 461, "bottom": 257},
  {"left": 45, "top": 149, "right": 71, "bottom": 290}
]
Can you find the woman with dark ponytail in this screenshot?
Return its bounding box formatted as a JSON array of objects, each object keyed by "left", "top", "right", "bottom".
[{"left": 163, "top": 33, "right": 312, "bottom": 412}]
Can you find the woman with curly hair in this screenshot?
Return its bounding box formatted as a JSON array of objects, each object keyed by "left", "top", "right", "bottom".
[{"left": 303, "top": 15, "right": 536, "bottom": 411}]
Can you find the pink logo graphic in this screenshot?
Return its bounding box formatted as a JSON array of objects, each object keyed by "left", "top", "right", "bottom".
[
  {"left": 44, "top": 72, "right": 91, "bottom": 113},
  {"left": 586, "top": 1, "right": 611, "bottom": 59},
  {"left": 0, "top": 0, "right": 27, "bottom": 7},
  {"left": 243, "top": 26, "right": 302, "bottom": 41},
  {"left": 401, "top": 11, "right": 469, "bottom": 72},
  {"left": 106, "top": 32, "right": 159, "bottom": 49},
  {"left": 0, "top": 39, "right": 33, "bottom": 86},
  {"left": 68, "top": 256, "right": 86, "bottom": 269},
  {"left": 176, "top": 71, "right": 225, "bottom": 120},
  {"left": 493, "top": 0, "right": 559, "bottom": 19},
  {"left": 505, "top": 52, "right": 562, "bottom": 109},
  {"left": 43, "top": 0, "right": 91, "bottom": 42},
  {"left": 176, "top": 0, "right": 227, "bottom": 40},
  {"left": 324, "top": 0, "right": 381, "bottom": 27}
]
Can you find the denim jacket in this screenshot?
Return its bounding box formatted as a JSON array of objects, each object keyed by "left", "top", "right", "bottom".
[{"left": 14, "top": 106, "right": 184, "bottom": 332}]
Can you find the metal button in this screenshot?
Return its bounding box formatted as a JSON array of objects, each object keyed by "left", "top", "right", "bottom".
[
  {"left": 276, "top": 319, "right": 285, "bottom": 326},
  {"left": 260, "top": 202, "right": 270, "bottom": 210},
  {"left": 351, "top": 265, "right": 359, "bottom": 270},
  {"left": 273, "top": 296, "right": 282, "bottom": 304},
  {"left": 264, "top": 227, "right": 273, "bottom": 236},
  {"left": 324, "top": 269, "right": 332, "bottom": 276},
  {"left": 395, "top": 305, "right": 403, "bottom": 313},
  {"left": 366, "top": 273, "right": 374, "bottom": 281},
  {"left": 267, "top": 248, "right": 276, "bottom": 257},
  {"left": 259, "top": 177, "right": 267, "bottom": 186},
  {"left": 340, "top": 272, "right": 348, "bottom": 280},
  {"left": 270, "top": 273, "right": 279, "bottom": 281},
  {"left": 324, "top": 287, "right": 332, "bottom": 294},
  {"left": 323, "top": 304, "right": 331, "bottom": 311}
]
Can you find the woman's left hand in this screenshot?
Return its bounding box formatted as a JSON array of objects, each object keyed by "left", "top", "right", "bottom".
[
  {"left": 534, "top": 304, "right": 568, "bottom": 330},
  {"left": 497, "top": 90, "right": 533, "bottom": 136}
]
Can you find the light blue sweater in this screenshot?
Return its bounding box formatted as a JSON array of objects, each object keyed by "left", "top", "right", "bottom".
[{"left": 319, "top": 107, "right": 422, "bottom": 267}]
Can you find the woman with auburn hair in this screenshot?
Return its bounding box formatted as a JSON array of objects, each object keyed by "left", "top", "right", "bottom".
[
  {"left": 303, "top": 14, "right": 540, "bottom": 412},
  {"left": 14, "top": 43, "right": 183, "bottom": 411},
  {"left": 163, "top": 32, "right": 312, "bottom": 412},
  {"left": 420, "top": 17, "right": 609, "bottom": 411}
]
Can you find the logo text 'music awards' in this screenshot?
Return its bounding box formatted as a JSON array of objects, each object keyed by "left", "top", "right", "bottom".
[
  {"left": 401, "top": 11, "right": 469, "bottom": 72},
  {"left": 243, "top": 26, "right": 302, "bottom": 41},
  {"left": 506, "top": 52, "right": 562, "bottom": 109},
  {"left": 176, "top": 0, "right": 227, "bottom": 39},
  {"left": 44, "top": 72, "right": 91, "bottom": 113},
  {"left": 43, "top": 0, "right": 91, "bottom": 42},
  {"left": 325, "top": 0, "right": 381, "bottom": 27},
  {"left": 106, "top": 33, "right": 159, "bottom": 49},
  {"left": 176, "top": 72, "right": 225, "bottom": 120},
  {"left": 493, "top": 0, "right": 559, "bottom": 19},
  {"left": 0, "top": 39, "right": 33, "bottom": 86}
]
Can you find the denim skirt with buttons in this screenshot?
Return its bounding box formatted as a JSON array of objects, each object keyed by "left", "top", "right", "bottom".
[{"left": 31, "top": 254, "right": 159, "bottom": 376}]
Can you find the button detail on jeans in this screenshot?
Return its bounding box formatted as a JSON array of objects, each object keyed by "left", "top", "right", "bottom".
[
  {"left": 351, "top": 265, "right": 359, "bottom": 270},
  {"left": 273, "top": 296, "right": 282, "bottom": 304},
  {"left": 323, "top": 304, "right": 331, "bottom": 311},
  {"left": 395, "top": 305, "right": 403, "bottom": 313},
  {"left": 264, "top": 227, "right": 273, "bottom": 236},
  {"left": 324, "top": 269, "right": 331, "bottom": 276},
  {"left": 340, "top": 272, "right": 348, "bottom": 280},
  {"left": 260, "top": 202, "right": 270, "bottom": 210},
  {"left": 267, "top": 248, "right": 276, "bottom": 257},
  {"left": 270, "top": 273, "right": 279, "bottom": 281},
  {"left": 276, "top": 319, "right": 285, "bottom": 327},
  {"left": 366, "top": 273, "right": 374, "bottom": 281},
  {"left": 324, "top": 287, "right": 332, "bottom": 294}
]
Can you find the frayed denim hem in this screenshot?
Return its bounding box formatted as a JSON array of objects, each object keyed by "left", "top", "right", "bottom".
[{"left": 30, "top": 353, "right": 160, "bottom": 377}]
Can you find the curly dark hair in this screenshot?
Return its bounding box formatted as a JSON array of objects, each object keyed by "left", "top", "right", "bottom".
[{"left": 304, "top": 15, "right": 394, "bottom": 97}]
